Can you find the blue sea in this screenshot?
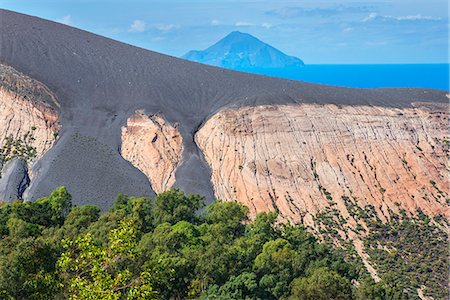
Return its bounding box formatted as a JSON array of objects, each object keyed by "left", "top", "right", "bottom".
[{"left": 240, "top": 64, "right": 449, "bottom": 91}]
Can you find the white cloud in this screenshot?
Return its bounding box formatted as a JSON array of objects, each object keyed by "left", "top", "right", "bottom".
[
  {"left": 152, "top": 36, "right": 166, "bottom": 42},
  {"left": 129, "top": 20, "right": 146, "bottom": 32},
  {"left": 154, "top": 24, "right": 179, "bottom": 32},
  {"left": 342, "top": 27, "right": 353, "bottom": 33},
  {"left": 266, "top": 5, "right": 373, "bottom": 18},
  {"left": 56, "top": 15, "right": 72, "bottom": 26},
  {"left": 396, "top": 14, "right": 438, "bottom": 21},
  {"left": 129, "top": 21, "right": 179, "bottom": 33},
  {"left": 235, "top": 21, "right": 255, "bottom": 27},
  {"left": 362, "top": 12, "right": 378, "bottom": 22},
  {"left": 110, "top": 28, "right": 122, "bottom": 34},
  {"left": 230, "top": 21, "right": 273, "bottom": 28},
  {"left": 363, "top": 12, "right": 440, "bottom": 22},
  {"left": 210, "top": 19, "right": 222, "bottom": 26},
  {"left": 364, "top": 40, "right": 388, "bottom": 46}
]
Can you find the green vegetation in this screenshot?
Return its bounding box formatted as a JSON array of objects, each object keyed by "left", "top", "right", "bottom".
[
  {"left": 0, "top": 187, "right": 398, "bottom": 299},
  {"left": 364, "top": 211, "right": 448, "bottom": 299},
  {"left": 0, "top": 133, "right": 38, "bottom": 165},
  {"left": 318, "top": 194, "right": 449, "bottom": 300}
]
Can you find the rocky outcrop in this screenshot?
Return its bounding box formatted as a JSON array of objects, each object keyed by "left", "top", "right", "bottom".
[
  {"left": 196, "top": 103, "right": 449, "bottom": 226},
  {"left": 121, "top": 111, "right": 183, "bottom": 193},
  {"left": 0, "top": 158, "right": 29, "bottom": 202},
  {"left": 0, "top": 64, "right": 59, "bottom": 201},
  {"left": 0, "top": 64, "right": 59, "bottom": 166}
]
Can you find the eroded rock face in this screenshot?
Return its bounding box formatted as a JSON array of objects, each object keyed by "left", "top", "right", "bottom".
[
  {"left": 121, "top": 111, "right": 183, "bottom": 193},
  {"left": 0, "top": 64, "right": 59, "bottom": 201},
  {"left": 0, "top": 64, "right": 59, "bottom": 167},
  {"left": 0, "top": 158, "right": 29, "bottom": 202},
  {"left": 196, "top": 103, "right": 449, "bottom": 225}
]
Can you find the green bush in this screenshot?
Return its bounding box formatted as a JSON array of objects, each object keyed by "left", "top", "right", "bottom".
[{"left": 0, "top": 187, "right": 412, "bottom": 299}]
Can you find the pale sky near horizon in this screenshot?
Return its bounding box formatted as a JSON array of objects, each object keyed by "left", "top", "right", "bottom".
[{"left": 0, "top": 0, "right": 448, "bottom": 64}]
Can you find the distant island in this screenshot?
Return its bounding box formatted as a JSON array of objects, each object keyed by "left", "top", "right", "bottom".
[{"left": 182, "top": 31, "right": 304, "bottom": 69}]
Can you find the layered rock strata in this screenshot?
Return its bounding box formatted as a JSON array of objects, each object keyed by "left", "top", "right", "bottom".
[
  {"left": 0, "top": 64, "right": 59, "bottom": 167},
  {"left": 0, "top": 64, "right": 59, "bottom": 201},
  {"left": 196, "top": 103, "right": 449, "bottom": 225}
]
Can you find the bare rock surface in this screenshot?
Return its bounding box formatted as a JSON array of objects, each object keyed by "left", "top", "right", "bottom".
[
  {"left": 0, "top": 158, "right": 29, "bottom": 202},
  {"left": 0, "top": 63, "right": 59, "bottom": 201},
  {"left": 196, "top": 103, "right": 449, "bottom": 223},
  {"left": 121, "top": 111, "right": 183, "bottom": 193},
  {"left": 0, "top": 64, "right": 59, "bottom": 163}
]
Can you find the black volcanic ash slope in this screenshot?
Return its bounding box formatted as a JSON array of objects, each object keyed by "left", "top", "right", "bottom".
[{"left": 0, "top": 9, "right": 447, "bottom": 210}]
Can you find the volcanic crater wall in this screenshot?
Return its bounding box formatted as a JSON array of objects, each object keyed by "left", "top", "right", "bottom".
[
  {"left": 1, "top": 9, "right": 449, "bottom": 215},
  {"left": 196, "top": 103, "right": 449, "bottom": 225}
]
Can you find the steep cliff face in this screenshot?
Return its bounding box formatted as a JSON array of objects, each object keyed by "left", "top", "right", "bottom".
[
  {"left": 0, "top": 64, "right": 59, "bottom": 201},
  {"left": 0, "top": 64, "right": 59, "bottom": 169},
  {"left": 196, "top": 103, "right": 449, "bottom": 226},
  {"left": 121, "top": 111, "right": 183, "bottom": 193}
]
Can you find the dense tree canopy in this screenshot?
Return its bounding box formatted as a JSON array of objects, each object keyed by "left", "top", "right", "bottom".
[{"left": 0, "top": 187, "right": 416, "bottom": 299}]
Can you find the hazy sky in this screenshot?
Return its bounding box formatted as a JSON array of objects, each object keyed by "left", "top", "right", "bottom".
[{"left": 1, "top": 0, "right": 448, "bottom": 64}]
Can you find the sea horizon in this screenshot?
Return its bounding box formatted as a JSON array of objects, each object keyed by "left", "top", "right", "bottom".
[{"left": 237, "top": 63, "right": 450, "bottom": 91}]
